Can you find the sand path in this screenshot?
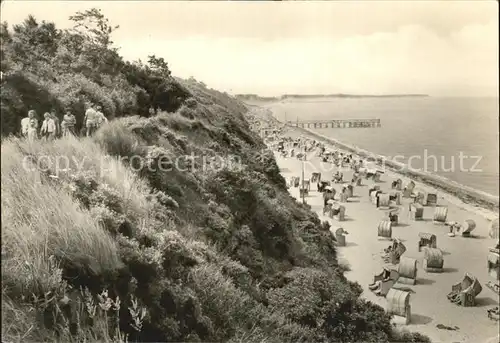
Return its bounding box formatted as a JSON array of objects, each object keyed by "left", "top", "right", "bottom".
[{"left": 274, "top": 141, "right": 499, "bottom": 343}]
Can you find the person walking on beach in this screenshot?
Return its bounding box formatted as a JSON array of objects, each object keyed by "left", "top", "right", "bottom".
[
  {"left": 20, "top": 110, "right": 38, "bottom": 137},
  {"left": 84, "top": 103, "right": 98, "bottom": 137},
  {"left": 61, "top": 110, "right": 77, "bottom": 137},
  {"left": 40, "top": 112, "right": 56, "bottom": 141}
]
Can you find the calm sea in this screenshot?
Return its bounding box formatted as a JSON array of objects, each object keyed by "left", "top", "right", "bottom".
[{"left": 264, "top": 97, "right": 499, "bottom": 196}]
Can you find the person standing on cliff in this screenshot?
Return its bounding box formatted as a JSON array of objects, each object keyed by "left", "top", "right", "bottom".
[
  {"left": 27, "top": 118, "right": 38, "bottom": 142},
  {"left": 84, "top": 103, "right": 98, "bottom": 137},
  {"left": 95, "top": 105, "right": 108, "bottom": 128},
  {"left": 61, "top": 109, "right": 77, "bottom": 136},
  {"left": 50, "top": 109, "right": 61, "bottom": 138},
  {"left": 20, "top": 110, "right": 38, "bottom": 137},
  {"left": 40, "top": 112, "right": 56, "bottom": 141}
]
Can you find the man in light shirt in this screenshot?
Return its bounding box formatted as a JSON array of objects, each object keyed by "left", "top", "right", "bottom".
[
  {"left": 84, "top": 103, "right": 98, "bottom": 137},
  {"left": 20, "top": 110, "right": 38, "bottom": 137}
]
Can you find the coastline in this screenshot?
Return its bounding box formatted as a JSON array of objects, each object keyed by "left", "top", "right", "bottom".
[
  {"left": 248, "top": 104, "right": 498, "bottom": 220},
  {"left": 236, "top": 94, "right": 429, "bottom": 102}
]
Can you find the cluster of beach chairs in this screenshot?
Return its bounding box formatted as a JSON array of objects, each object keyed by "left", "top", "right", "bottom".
[
  {"left": 369, "top": 177, "right": 499, "bottom": 323},
  {"left": 273, "top": 133, "right": 500, "bottom": 325}
]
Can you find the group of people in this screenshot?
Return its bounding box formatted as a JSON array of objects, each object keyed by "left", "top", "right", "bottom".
[{"left": 20, "top": 104, "right": 108, "bottom": 141}]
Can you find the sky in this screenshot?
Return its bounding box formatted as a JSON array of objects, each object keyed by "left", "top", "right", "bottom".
[{"left": 1, "top": 1, "right": 498, "bottom": 97}]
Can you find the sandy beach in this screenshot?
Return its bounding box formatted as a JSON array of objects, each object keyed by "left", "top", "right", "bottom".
[{"left": 272, "top": 129, "right": 499, "bottom": 343}]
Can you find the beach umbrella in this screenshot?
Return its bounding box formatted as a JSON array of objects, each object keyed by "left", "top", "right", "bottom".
[{"left": 489, "top": 218, "right": 499, "bottom": 240}]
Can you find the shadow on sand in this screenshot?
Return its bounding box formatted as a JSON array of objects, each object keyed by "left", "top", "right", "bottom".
[
  {"left": 462, "top": 234, "right": 487, "bottom": 240},
  {"left": 417, "top": 278, "right": 436, "bottom": 286},
  {"left": 475, "top": 297, "right": 499, "bottom": 307},
  {"left": 410, "top": 314, "right": 433, "bottom": 325},
  {"left": 442, "top": 267, "right": 459, "bottom": 273},
  {"left": 392, "top": 285, "right": 416, "bottom": 293}
]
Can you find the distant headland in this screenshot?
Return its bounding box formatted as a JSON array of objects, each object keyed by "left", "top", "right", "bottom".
[{"left": 235, "top": 93, "right": 430, "bottom": 102}]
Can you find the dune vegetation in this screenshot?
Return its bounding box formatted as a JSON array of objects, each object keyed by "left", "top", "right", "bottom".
[{"left": 1, "top": 8, "right": 430, "bottom": 343}]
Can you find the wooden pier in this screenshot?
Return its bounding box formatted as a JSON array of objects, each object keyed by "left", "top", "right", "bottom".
[{"left": 286, "top": 118, "right": 381, "bottom": 129}]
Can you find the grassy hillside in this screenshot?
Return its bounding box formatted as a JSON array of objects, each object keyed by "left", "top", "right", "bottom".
[{"left": 1, "top": 9, "right": 430, "bottom": 343}]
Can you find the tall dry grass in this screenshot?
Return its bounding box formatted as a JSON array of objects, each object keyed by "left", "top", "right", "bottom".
[
  {"left": 0, "top": 135, "right": 154, "bottom": 298},
  {"left": 1, "top": 134, "right": 156, "bottom": 342}
]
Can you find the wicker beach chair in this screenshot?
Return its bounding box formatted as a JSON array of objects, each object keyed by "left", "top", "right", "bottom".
[
  {"left": 373, "top": 170, "right": 383, "bottom": 183},
  {"left": 299, "top": 187, "right": 309, "bottom": 197},
  {"left": 330, "top": 203, "right": 346, "bottom": 221},
  {"left": 413, "top": 190, "right": 426, "bottom": 206},
  {"left": 323, "top": 189, "right": 336, "bottom": 205},
  {"left": 384, "top": 208, "right": 400, "bottom": 226},
  {"left": 378, "top": 220, "right": 392, "bottom": 240},
  {"left": 318, "top": 181, "right": 331, "bottom": 193},
  {"left": 311, "top": 172, "right": 321, "bottom": 183},
  {"left": 461, "top": 219, "right": 476, "bottom": 237},
  {"left": 487, "top": 307, "right": 499, "bottom": 321},
  {"left": 426, "top": 192, "right": 438, "bottom": 206},
  {"left": 383, "top": 239, "right": 407, "bottom": 264},
  {"left": 392, "top": 179, "right": 403, "bottom": 191},
  {"left": 377, "top": 193, "right": 391, "bottom": 209},
  {"left": 371, "top": 190, "right": 383, "bottom": 206},
  {"left": 368, "top": 185, "right": 380, "bottom": 196},
  {"left": 418, "top": 232, "right": 437, "bottom": 252},
  {"left": 423, "top": 248, "right": 444, "bottom": 273},
  {"left": 433, "top": 206, "right": 448, "bottom": 223},
  {"left": 409, "top": 203, "right": 424, "bottom": 221},
  {"left": 487, "top": 248, "right": 499, "bottom": 281},
  {"left": 403, "top": 181, "right": 415, "bottom": 198},
  {"left": 303, "top": 179, "right": 311, "bottom": 192},
  {"left": 389, "top": 192, "right": 402, "bottom": 206},
  {"left": 490, "top": 218, "right": 499, "bottom": 239},
  {"left": 334, "top": 227, "right": 348, "bottom": 247},
  {"left": 447, "top": 273, "right": 482, "bottom": 307},
  {"left": 339, "top": 192, "right": 348, "bottom": 203},
  {"left": 343, "top": 184, "right": 353, "bottom": 198},
  {"left": 386, "top": 289, "right": 411, "bottom": 325},
  {"left": 398, "top": 257, "right": 418, "bottom": 285}
]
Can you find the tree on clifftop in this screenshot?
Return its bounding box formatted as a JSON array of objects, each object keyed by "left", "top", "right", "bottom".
[{"left": 0, "top": 8, "right": 190, "bottom": 135}]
